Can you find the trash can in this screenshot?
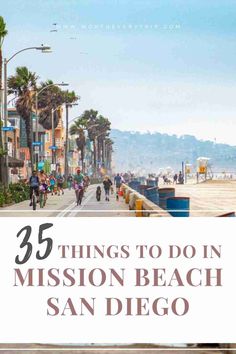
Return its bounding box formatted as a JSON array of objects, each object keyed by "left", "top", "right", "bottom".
[
  {"left": 128, "top": 180, "right": 141, "bottom": 191},
  {"left": 144, "top": 187, "right": 159, "bottom": 205},
  {"left": 146, "top": 179, "right": 157, "bottom": 187},
  {"left": 167, "top": 197, "right": 190, "bottom": 217},
  {"left": 138, "top": 176, "right": 146, "bottom": 184},
  {"left": 138, "top": 184, "right": 150, "bottom": 196},
  {"left": 158, "top": 188, "right": 175, "bottom": 209}
]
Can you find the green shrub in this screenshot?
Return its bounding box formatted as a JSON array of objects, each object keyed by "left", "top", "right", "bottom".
[
  {"left": 0, "top": 182, "right": 30, "bottom": 207},
  {"left": 0, "top": 193, "right": 4, "bottom": 207}
]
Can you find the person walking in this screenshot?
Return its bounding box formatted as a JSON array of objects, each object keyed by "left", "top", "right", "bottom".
[
  {"left": 114, "top": 173, "right": 122, "bottom": 201},
  {"left": 178, "top": 171, "right": 184, "bottom": 184},
  {"left": 103, "top": 176, "right": 112, "bottom": 201},
  {"left": 173, "top": 173, "right": 178, "bottom": 184}
]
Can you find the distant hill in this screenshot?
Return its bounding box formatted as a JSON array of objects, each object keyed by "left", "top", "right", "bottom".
[{"left": 110, "top": 129, "right": 236, "bottom": 173}]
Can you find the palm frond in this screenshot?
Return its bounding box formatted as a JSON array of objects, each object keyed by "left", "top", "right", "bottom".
[{"left": 0, "top": 16, "right": 8, "bottom": 48}]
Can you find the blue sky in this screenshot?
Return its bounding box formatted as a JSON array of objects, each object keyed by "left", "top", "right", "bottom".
[{"left": 1, "top": 0, "right": 236, "bottom": 144}]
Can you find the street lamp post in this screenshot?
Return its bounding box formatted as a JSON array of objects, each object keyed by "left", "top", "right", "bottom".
[
  {"left": 51, "top": 107, "right": 57, "bottom": 167},
  {"left": 66, "top": 119, "right": 99, "bottom": 177},
  {"left": 34, "top": 82, "right": 68, "bottom": 170},
  {"left": 3, "top": 44, "right": 51, "bottom": 186},
  {"left": 64, "top": 103, "right": 78, "bottom": 180},
  {"left": 93, "top": 131, "right": 107, "bottom": 178},
  {"left": 64, "top": 105, "right": 70, "bottom": 180},
  {"left": 50, "top": 103, "right": 67, "bottom": 174}
]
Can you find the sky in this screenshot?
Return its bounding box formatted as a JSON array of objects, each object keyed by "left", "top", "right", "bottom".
[{"left": 1, "top": 0, "right": 236, "bottom": 145}]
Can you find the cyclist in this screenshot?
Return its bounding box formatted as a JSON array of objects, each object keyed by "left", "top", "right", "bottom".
[
  {"left": 73, "top": 168, "right": 84, "bottom": 205},
  {"left": 114, "top": 173, "right": 123, "bottom": 200},
  {"left": 29, "top": 170, "right": 40, "bottom": 206},
  {"left": 74, "top": 168, "right": 84, "bottom": 184},
  {"left": 38, "top": 169, "right": 47, "bottom": 183},
  {"left": 39, "top": 177, "right": 49, "bottom": 207}
]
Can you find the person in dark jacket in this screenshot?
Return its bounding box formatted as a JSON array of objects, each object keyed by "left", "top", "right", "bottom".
[
  {"left": 29, "top": 170, "right": 40, "bottom": 205},
  {"left": 173, "top": 173, "right": 178, "bottom": 184},
  {"left": 96, "top": 186, "right": 102, "bottom": 201},
  {"left": 103, "top": 176, "right": 112, "bottom": 201}
]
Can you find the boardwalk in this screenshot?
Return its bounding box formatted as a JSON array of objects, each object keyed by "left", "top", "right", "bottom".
[
  {"left": 0, "top": 350, "right": 228, "bottom": 354},
  {"left": 174, "top": 180, "right": 236, "bottom": 216},
  {"left": 0, "top": 344, "right": 229, "bottom": 354},
  {"left": 1, "top": 181, "right": 235, "bottom": 217},
  {"left": 0, "top": 184, "right": 133, "bottom": 217}
]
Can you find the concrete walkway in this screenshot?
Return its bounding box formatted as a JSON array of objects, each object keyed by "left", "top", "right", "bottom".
[
  {"left": 0, "top": 344, "right": 228, "bottom": 354},
  {"left": 0, "top": 184, "right": 133, "bottom": 217},
  {"left": 173, "top": 180, "right": 236, "bottom": 216},
  {"left": 2, "top": 180, "right": 234, "bottom": 217},
  {"left": 0, "top": 350, "right": 227, "bottom": 354}
]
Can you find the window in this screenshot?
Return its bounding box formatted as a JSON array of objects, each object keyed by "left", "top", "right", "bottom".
[{"left": 20, "top": 152, "right": 25, "bottom": 160}]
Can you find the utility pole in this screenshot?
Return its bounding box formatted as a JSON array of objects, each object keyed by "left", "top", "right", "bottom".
[
  {"left": 51, "top": 108, "right": 55, "bottom": 166},
  {"left": 64, "top": 104, "right": 69, "bottom": 180},
  {"left": 103, "top": 139, "right": 106, "bottom": 167},
  {"left": 3, "top": 58, "right": 9, "bottom": 186},
  {"left": 64, "top": 102, "right": 78, "bottom": 178},
  {"left": 30, "top": 111, "right": 34, "bottom": 172},
  {"left": 0, "top": 87, "right": 4, "bottom": 185},
  {"left": 2, "top": 45, "right": 52, "bottom": 186},
  {"left": 182, "top": 161, "right": 185, "bottom": 184},
  {"left": 93, "top": 137, "right": 97, "bottom": 177},
  {"left": 35, "top": 93, "right": 39, "bottom": 170}
]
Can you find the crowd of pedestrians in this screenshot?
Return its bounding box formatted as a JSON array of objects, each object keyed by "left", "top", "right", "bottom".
[
  {"left": 28, "top": 168, "right": 90, "bottom": 207},
  {"left": 101, "top": 173, "right": 125, "bottom": 202},
  {"left": 28, "top": 168, "right": 128, "bottom": 208}
]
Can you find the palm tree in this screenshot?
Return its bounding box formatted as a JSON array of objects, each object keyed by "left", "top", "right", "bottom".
[
  {"left": 78, "top": 110, "right": 99, "bottom": 173},
  {"left": 75, "top": 110, "right": 112, "bottom": 175},
  {"left": 37, "top": 83, "right": 79, "bottom": 129},
  {"left": 70, "top": 117, "right": 87, "bottom": 172},
  {"left": 0, "top": 16, "right": 8, "bottom": 183},
  {"left": 104, "top": 137, "right": 113, "bottom": 171},
  {"left": 37, "top": 80, "right": 66, "bottom": 130},
  {"left": 79, "top": 109, "right": 99, "bottom": 139},
  {"left": 96, "top": 115, "right": 111, "bottom": 165},
  {"left": 8, "top": 66, "right": 38, "bottom": 171},
  {"left": 64, "top": 90, "right": 78, "bottom": 106}
]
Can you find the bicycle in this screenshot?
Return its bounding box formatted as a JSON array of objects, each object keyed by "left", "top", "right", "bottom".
[
  {"left": 39, "top": 184, "right": 48, "bottom": 208},
  {"left": 74, "top": 183, "right": 84, "bottom": 206},
  {"left": 30, "top": 188, "right": 38, "bottom": 211}
]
